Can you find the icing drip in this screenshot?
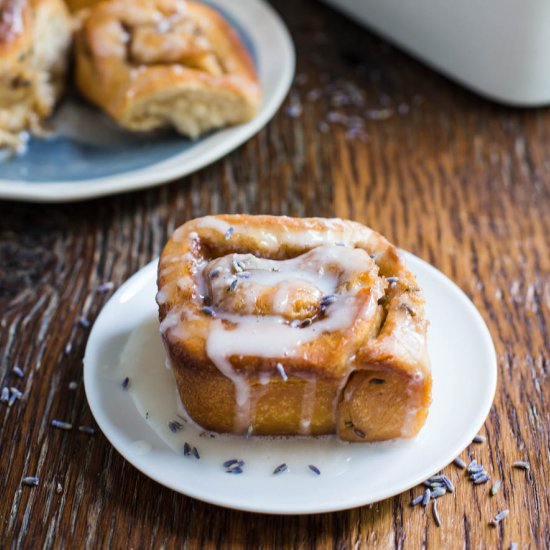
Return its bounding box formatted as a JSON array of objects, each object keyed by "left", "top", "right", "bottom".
[
  {"left": 196, "top": 245, "right": 383, "bottom": 432},
  {"left": 299, "top": 377, "right": 317, "bottom": 434},
  {"left": 157, "top": 215, "right": 428, "bottom": 440}
]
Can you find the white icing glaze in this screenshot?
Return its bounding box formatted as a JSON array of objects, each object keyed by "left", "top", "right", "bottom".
[
  {"left": 195, "top": 216, "right": 232, "bottom": 235},
  {"left": 195, "top": 245, "right": 383, "bottom": 431},
  {"left": 157, "top": 218, "right": 426, "bottom": 436},
  {"left": 117, "top": 315, "right": 382, "bottom": 475}
]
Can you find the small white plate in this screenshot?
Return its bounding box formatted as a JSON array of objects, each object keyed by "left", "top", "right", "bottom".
[
  {"left": 84, "top": 253, "right": 497, "bottom": 514},
  {"left": 0, "top": 0, "right": 294, "bottom": 202}
]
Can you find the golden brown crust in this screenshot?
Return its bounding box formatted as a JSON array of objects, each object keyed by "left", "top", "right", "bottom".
[
  {"left": 158, "top": 215, "right": 431, "bottom": 442},
  {"left": 74, "top": 0, "right": 260, "bottom": 138},
  {"left": 0, "top": 0, "right": 71, "bottom": 147}
]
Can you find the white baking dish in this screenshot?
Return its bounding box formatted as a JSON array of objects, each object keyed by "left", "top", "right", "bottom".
[{"left": 323, "top": 0, "right": 550, "bottom": 106}]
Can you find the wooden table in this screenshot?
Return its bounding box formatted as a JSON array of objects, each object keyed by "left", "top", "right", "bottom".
[{"left": 1, "top": 1, "right": 548, "bottom": 547}]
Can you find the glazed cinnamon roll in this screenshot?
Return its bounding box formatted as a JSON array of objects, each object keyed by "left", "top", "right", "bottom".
[
  {"left": 0, "top": 0, "right": 72, "bottom": 149},
  {"left": 157, "top": 215, "right": 431, "bottom": 442},
  {"left": 74, "top": 0, "right": 261, "bottom": 138}
]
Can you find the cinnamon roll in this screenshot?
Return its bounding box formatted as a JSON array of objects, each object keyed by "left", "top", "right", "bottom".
[
  {"left": 74, "top": 0, "right": 261, "bottom": 138},
  {"left": 157, "top": 215, "right": 431, "bottom": 442},
  {"left": 0, "top": 0, "right": 72, "bottom": 149}
]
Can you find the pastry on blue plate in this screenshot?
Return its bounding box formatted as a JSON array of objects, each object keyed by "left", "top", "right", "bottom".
[
  {"left": 74, "top": 0, "right": 261, "bottom": 138},
  {"left": 0, "top": 0, "right": 72, "bottom": 150}
]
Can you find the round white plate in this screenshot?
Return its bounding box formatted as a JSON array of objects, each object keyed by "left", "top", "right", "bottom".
[
  {"left": 0, "top": 0, "right": 294, "bottom": 202},
  {"left": 83, "top": 253, "right": 497, "bottom": 514}
]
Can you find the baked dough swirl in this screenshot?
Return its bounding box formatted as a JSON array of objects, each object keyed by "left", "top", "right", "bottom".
[
  {"left": 74, "top": 0, "right": 260, "bottom": 138},
  {"left": 0, "top": 0, "right": 72, "bottom": 148},
  {"left": 157, "top": 215, "right": 431, "bottom": 442}
]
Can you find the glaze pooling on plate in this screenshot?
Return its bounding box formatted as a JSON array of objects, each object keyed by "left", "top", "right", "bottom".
[
  {"left": 83, "top": 254, "right": 497, "bottom": 514},
  {"left": 117, "top": 314, "right": 365, "bottom": 475}
]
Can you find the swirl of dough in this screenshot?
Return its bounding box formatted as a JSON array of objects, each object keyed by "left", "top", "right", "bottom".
[
  {"left": 74, "top": 0, "right": 260, "bottom": 137},
  {"left": 158, "top": 215, "right": 431, "bottom": 441}
]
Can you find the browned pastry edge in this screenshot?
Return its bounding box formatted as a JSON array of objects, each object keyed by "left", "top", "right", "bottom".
[
  {"left": 73, "top": 0, "right": 260, "bottom": 136},
  {"left": 157, "top": 215, "right": 431, "bottom": 442},
  {"left": 0, "top": 0, "right": 72, "bottom": 147}
]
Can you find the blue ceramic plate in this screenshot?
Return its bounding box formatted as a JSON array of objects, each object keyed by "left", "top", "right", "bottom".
[{"left": 0, "top": 0, "right": 294, "bottom": 202}]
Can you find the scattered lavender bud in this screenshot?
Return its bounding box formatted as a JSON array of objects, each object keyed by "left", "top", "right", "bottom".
[
  {"left": 429, "top": 475, "right": 454, "bottom": 493},
  {"left": 228, "top": 278, "right": 238, "bottom": 292},
  {"left": 0, "top": 387, "right": 9, "bottom": 402},
  {"left": 21, "top": 476, "right": 39, "bottom": 487},
  {"left": 56, "top": 483, "right": 63, "bottom": 494},
  {"left": 273, "top": 463, "right": 288, "bottom": 475},
  {"left": 10, "top": 387, "right": 22, "bottom": 399},
  {"left": 192, "top": 447, "right": 200, "bottom": 460},
  {"left": 97, "top": 281, "right": 114, "bottom": 293},
  {"left": 183, "top": 442, "right": 191, "bottom": 456},
  {"left": 490, "top": 480, "right": 501, "bottom": 496},
  {"left": 224, "top": 460, "right": 244, "bottom": 473},
  {"left": 431, "top": 487, "right": 446, "bottom": 499},
  {"left": 64, "top": 342, "right": 72, "bottom": 355},
  {"left": 320, "top": 294, "right": 336, "bottom": 311},
  {"left": 453, "top": 457, "right": 467, "bottom": 469},
  {"left": 512, "top": 461, "right": 530, "bottom": 471},
  {"left": 11, "top": 366, "right": 24, "bottom": 378},
  {"left": 510, "top": 543, "right": 518, "bottom": 550},
  {"left": 276, "top": 363, "right": 288, "bottom": 381},
  {"left": 308, "top": 465, "right": 321, "bottom": 476},
  {"left": 202, "top": 306, "right": 216, "bottom": 317},
  {"left": 472, "top": 434, "right": 486, "bottom": 443},
  {"left": 386, "top": 276, "right": 399, "bottom": 285},
  {"left": 441, "top": 476, "right": 455, "bottom": 493},
  {"left": 473, "top": 474, "right": 491, "bottom": 484},
  {"left": 224, "top": 226, "right": 235, "bottom": 240},
  {"left": 78, "top": 426, "right": 96, "bottom": 435},
  {"left": 432, "top": 500, "right": 441, "bottom": 527},
  {"left": 285, "top": 103, "right": 302, "bottom": 118},
  {"left": 168, "top": 420, "right": 183, "bottom": 433},
  {"left": 79, "top": 316, "right": 91, "bottom": 328},
  {"left": 353, "top": 428, "right": 366, "bottom": 439},
  {"left": 490, "top": 509, "right": 509, "bottom": 526},
  {"left": 68, "top": 381, "right": 78, "bottom": 390},
  {"left": 232, "top": 257, "right": 245, "bottom": 273},
  {"left": 421, "top": 488, "right": 431, "bottom": 507},
  {"left": 121, "top": 377, "right": 130, "bottom": 390},
  {"left": 410, "top": 494, "right": 424, "bottom": 506},
  {"left": 51, "top": 420, "right": 73, "bottom": 430}
]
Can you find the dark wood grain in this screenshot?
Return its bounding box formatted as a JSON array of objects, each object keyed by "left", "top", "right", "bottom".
[{"left": 0, "top": 0, "right": 549, "bottom": 548}]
